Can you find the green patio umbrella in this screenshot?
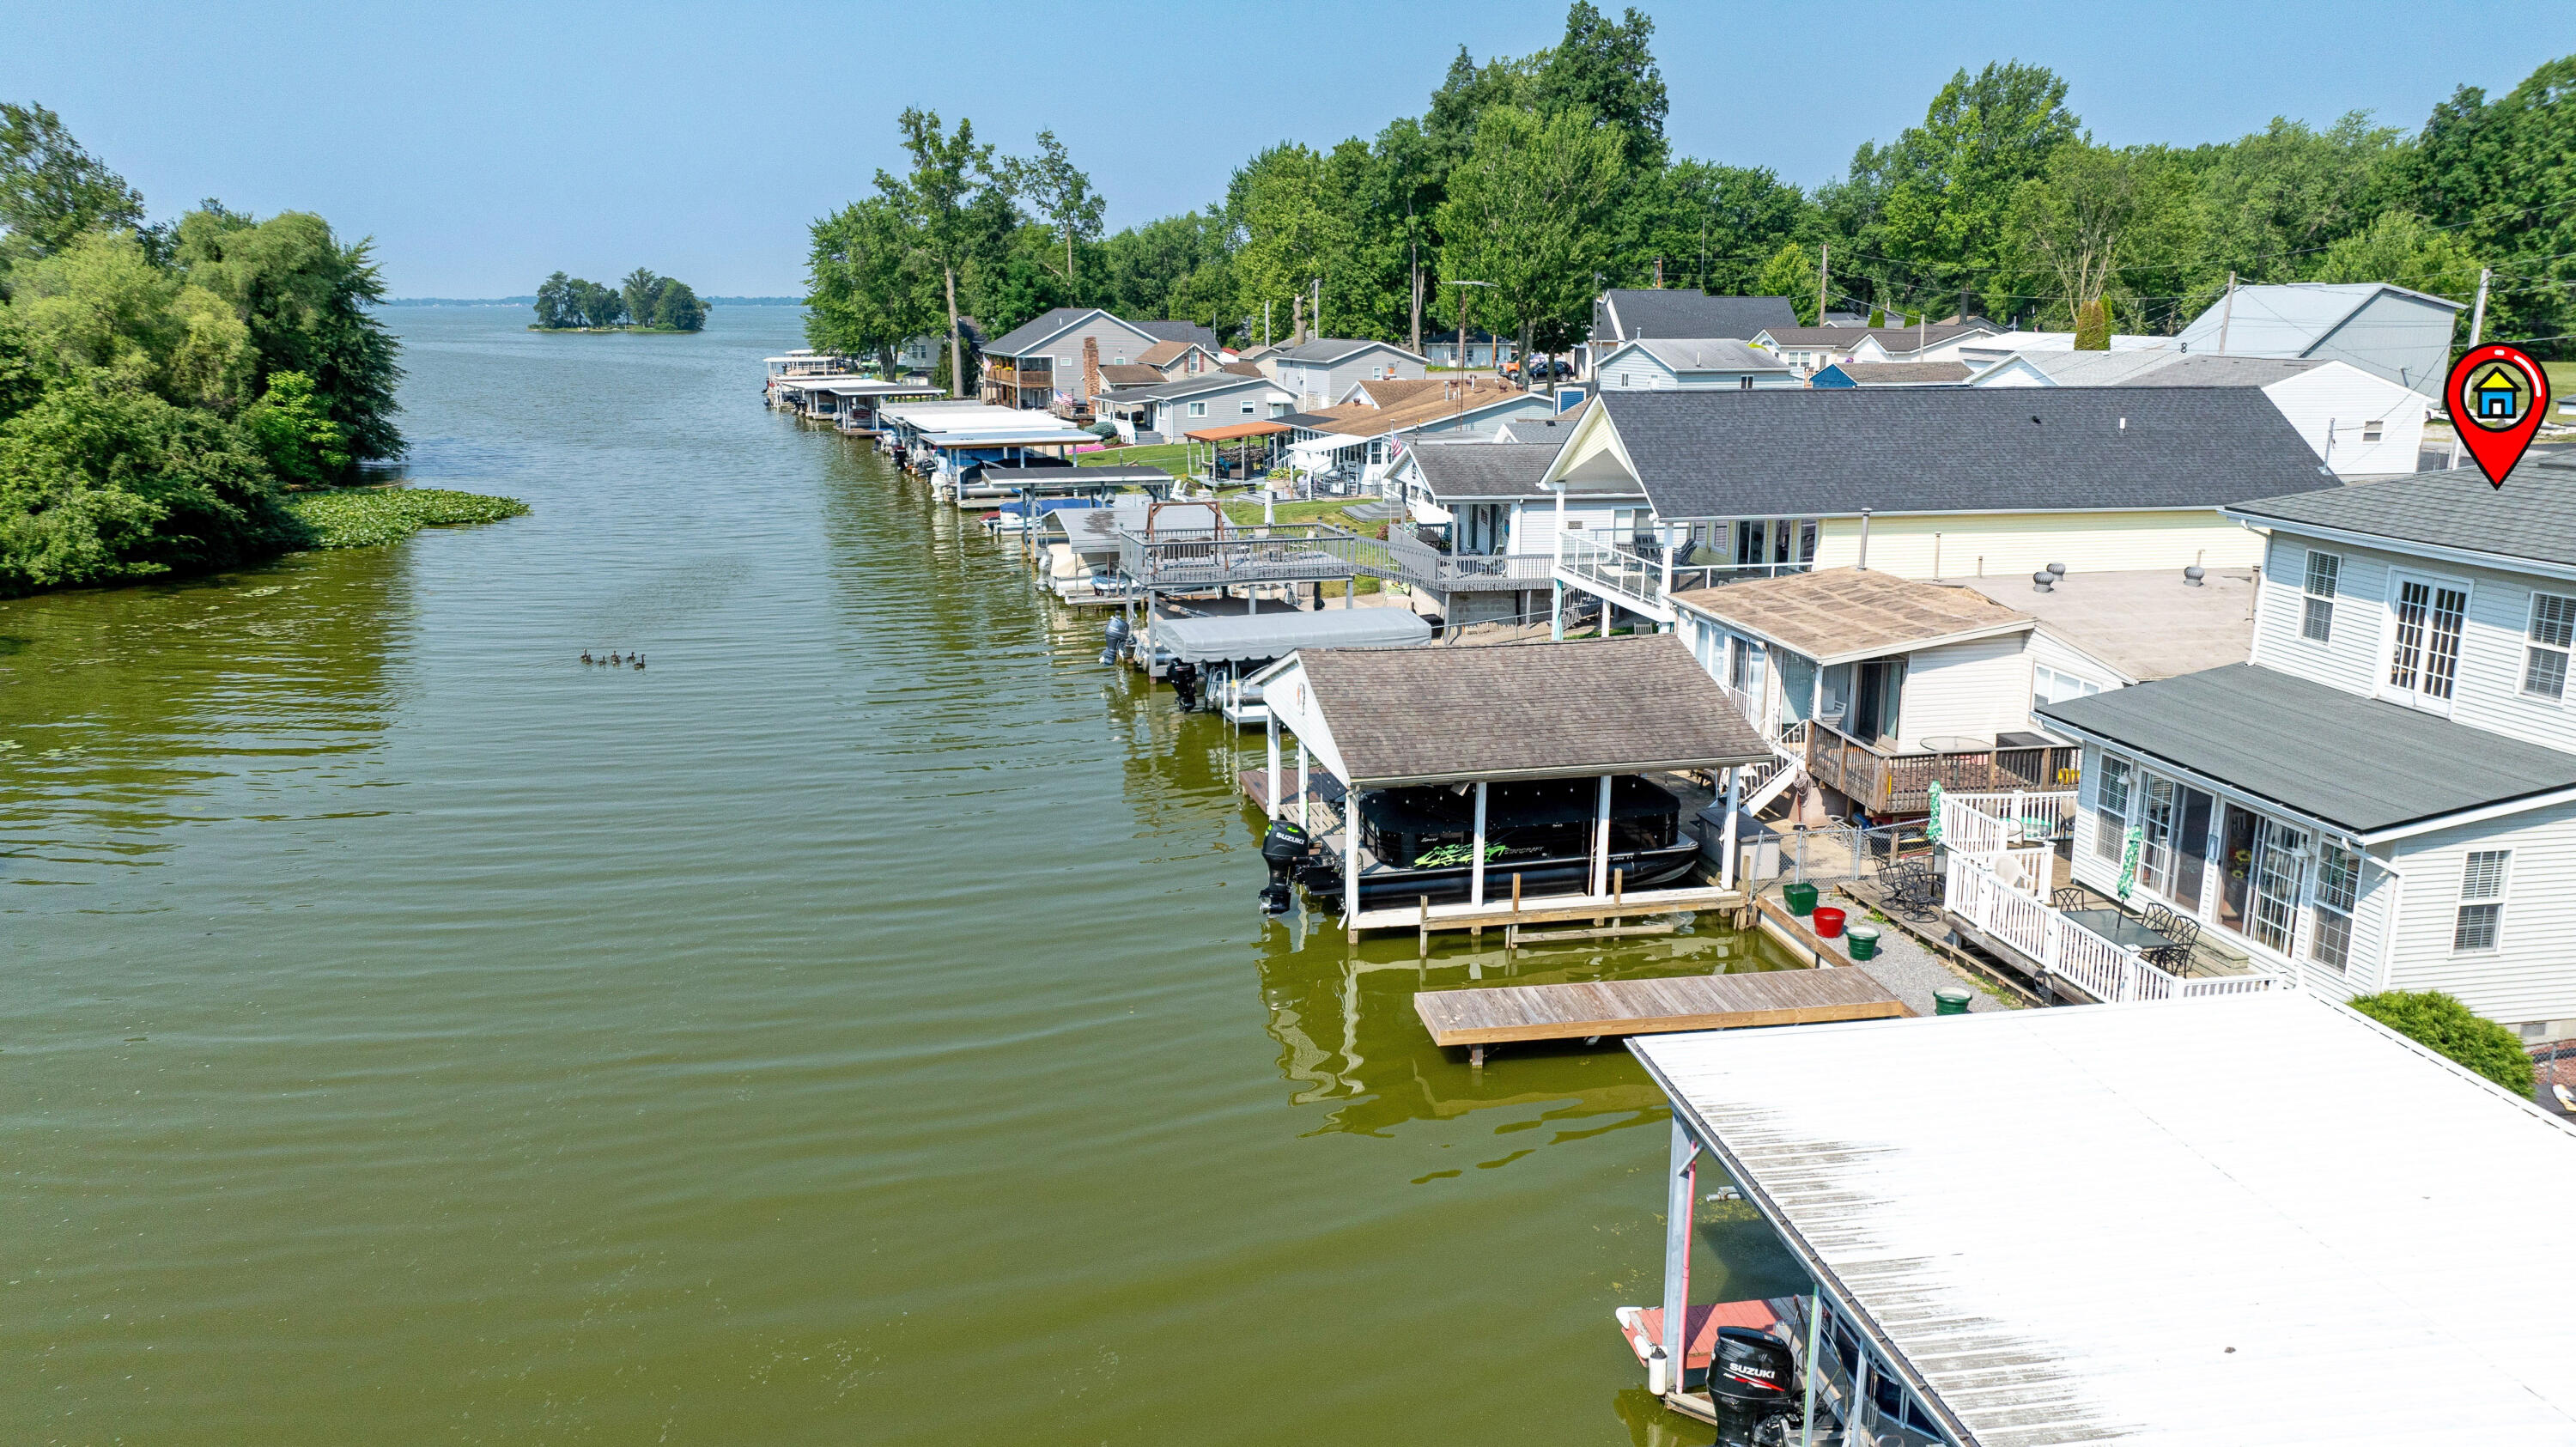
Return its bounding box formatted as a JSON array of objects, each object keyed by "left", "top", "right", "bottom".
[
  {"left": 1925, "top": 781, "right": 1944, "bottom": 844},
  {"left": 2117, "top": 826, "right": 2143, "bottom": 902}
]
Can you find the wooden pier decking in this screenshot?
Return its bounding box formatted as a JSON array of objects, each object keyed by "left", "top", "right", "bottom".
[{"left": 1413, "top": 966, "right": 1907, "bottom": 1049}]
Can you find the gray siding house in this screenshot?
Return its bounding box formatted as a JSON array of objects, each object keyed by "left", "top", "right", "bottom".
[
  {"left": 1593, "top": 338, "right": 1801, "bottom": 392},
  {"left": 2172, "top": 283, "right": 2466, "bottom": 398},
  {"left": 979, "top": 307, "right": 1163, "bottom": 409},
  {"left": 1263, "top": 338, "right": 1428, "bottom": 410}
]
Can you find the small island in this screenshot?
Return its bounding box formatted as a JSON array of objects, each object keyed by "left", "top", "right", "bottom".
[{"left": 532, "top": 269, "right": 708, "bottom": 332}]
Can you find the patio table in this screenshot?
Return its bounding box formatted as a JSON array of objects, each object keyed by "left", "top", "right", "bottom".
[{"left": 2060, "top": 907, "right": 2181, "bottom": 957}]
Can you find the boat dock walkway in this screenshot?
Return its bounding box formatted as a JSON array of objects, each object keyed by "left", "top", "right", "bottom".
[{"left": 1413, "top": 966, "right": 1907, "bottom": 1062}]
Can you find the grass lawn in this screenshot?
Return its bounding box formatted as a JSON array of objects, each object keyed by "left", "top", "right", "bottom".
[
  {"left": 2546, "top": 362, "right": 2576, "bottom": 395},
  {"left": 1079, "top": 442, "right": 1192, "bottom": 471}
]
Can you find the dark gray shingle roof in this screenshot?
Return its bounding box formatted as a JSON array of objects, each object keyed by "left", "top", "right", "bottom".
[
  {"left": 1816, "top": 361, "right": 1973, "bottom": 386},
  {"left": 1131, "top": 319, "right": 1219, "bottom": 350},
  {"left": 2227, "top": 459, "right": 2576, "bottom": 571},
  {"left": 2037, "top": 665, "right": 2576, "bottom": 835},
  {"left": 982, "top": 307, "right": 1157, "bottom": 358},
  {"left": 1407, "top": 443, "right": 1569, "bottom": 499},
  {"left": 1105, "top": 372, "right": 1274, "bottom": 403},
  {"left": 1296, "top": 633, "right": 1772, "bottom": 786},
  {"left": 1596, "top": 387, "right": 2332, "bottom": 520},
  {"left": 1273, "top": 337, "right": 1428, "bottom": 364},
  {"left": 1596, "top": 291, "right": 1798, "bottom": 342}
]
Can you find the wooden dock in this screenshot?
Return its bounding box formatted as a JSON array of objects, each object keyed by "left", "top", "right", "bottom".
[
  {"left": 1413, "top": 966, "right": 1907, "bottom": 1051},
  {"left": 1350, "top": 884, "right": 1743, "bottom": 941}
]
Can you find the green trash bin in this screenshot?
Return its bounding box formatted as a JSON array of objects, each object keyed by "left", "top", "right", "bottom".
[
  {"left": 1783, "top": 881, "right": 1819, "bottom": 916},
  {"left": 1845, "top": 924, "right": 1880, "bottom": 961},
  {"left": 1933, "top": 987, "right": 1973, "bottom": 1016}
]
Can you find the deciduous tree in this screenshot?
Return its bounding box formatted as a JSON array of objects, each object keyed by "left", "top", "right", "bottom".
[
  {"left": 0, "top": 102, "right": 146, "bottom": 273},
  {"left": 1435, "top": 106, "right": 1625, "bottom": 383},
  {"left": 805, "top": 197, "right": 941, "bottom": 376},
  {"left": 878, "top": 109, "right": 1011, "bottom": 397}
]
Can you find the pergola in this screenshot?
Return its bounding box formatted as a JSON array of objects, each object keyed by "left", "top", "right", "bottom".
[
  {"left": 1182, "top": 419, "right": 1290, "bottom": 483},
  {"left": 1249, "top": 634, "right": 1771, "bottom": 935}
]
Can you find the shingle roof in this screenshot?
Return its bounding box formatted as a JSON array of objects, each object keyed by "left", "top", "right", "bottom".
[
  {"left": 1219, "top": 361, "right": 1265, "bottom": 378},
  {"left": 981, "top": 307, "right": 1154, "bottom": 358},
  {"left": 1097, "top": 363, "right": 1163, "bottom": 388},
  {"left": 1136, "top": 339, "right": 1197, "bottom": 367},
  {"left": 1761, "top": 323, "right": 1996, "bottom": 350},
  {"left": 1294, "top": 634, "right": 1772, "bottom": 786},
  {"left": 2125, "top": 355, "right": 2324, "bottom": 386},
  {"left": 1817, "top": 361, "right": 1973, "bottom": 386},
  {"left": 1674, "top": 568, "right": 2033, "bottom": 664},
  {"left": 1132, "top": 319, "right": 1220, "bottom": 350},
  {"left": 1599, "top": 338, "right": 1793, "bottom": 374},
  {"left": 1307, "top": 378, "right": 1539, "bottom": 437},
  {"left": 1273, "top": 337, "right": 1428, "bottom": 364},
  {"left": 1596, "top": 291, "right": 1799, "bottom": 342},
  {"left": 2037, "top": 664, "right": 2576, "bottom": 835},
  {"left": 1106, "top": 371, "right": 1276, "bottom": 404},
  {"left": 2226, "top": 458, "right": 2576, "bottom": 572},
  {"left": 1590, "top": 387, "right": 2333, "bottom": 520},
  {"left": 1406, "top": 443, "right": 1571, "bottom": 499}
]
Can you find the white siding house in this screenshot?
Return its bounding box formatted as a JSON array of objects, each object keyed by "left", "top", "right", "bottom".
[
  {"left": 1591, "top": 338, "right": 1799, "bottom": 392},
  {"left": 1262, "top": 338, "right": 1429, "bottom": 410}
]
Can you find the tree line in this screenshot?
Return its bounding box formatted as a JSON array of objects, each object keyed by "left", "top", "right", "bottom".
[
  {"left": 533, "top": 269, "right": 707, "bottom": 331},
  {"left": 0, "top": 103, "right": 406, "bottom": 595},
  {"left": 808, "top": 5, "right": 2575, "bottom": 378}
]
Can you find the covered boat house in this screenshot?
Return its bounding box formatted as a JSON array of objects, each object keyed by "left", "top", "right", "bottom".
[{"left": 1249, "top": 634, "right": 1771, "bottom": 936}]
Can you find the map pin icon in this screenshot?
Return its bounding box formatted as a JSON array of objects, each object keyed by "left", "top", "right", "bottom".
[{"left": 2446, "top": 344, "right": 2551, "bottom": 489}]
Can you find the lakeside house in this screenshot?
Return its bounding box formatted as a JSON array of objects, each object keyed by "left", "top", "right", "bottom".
[
  {"left": 1535, "top": 386, "right": 2334, "bottom": 634},
  {"left": 1281, "top": 376, "right": 1559, "bottom": 494},
  {"left": 1094, "top": 370, "right": 1292, "bottom": 444},
  {"left": 1422, "top": 327, "right": 1516, "bottom": 368},
  {"left": 1581, "top": 289, "right": 1798, "bottom": 377},
  {"left": 2003, "top": 460, "right": 2576, "bottom": 1036},
  {"left": 1968, "top": 350, "right": 2430, "bottom": 477},
  {"left": 1751, "top": 321, "right": 1999, "bottom": 379},
  {"left": 1381, "top": 440, "right": 1642, "bottom": 628},
  {"left": 1590, "top": 339, "right": 1799, "bottom": 392},
  {"left": 1258, "top": 337, "right": 1431, "bottom": 411},
  {"left": 977, "top": 307, "right": 1164, "bottom": 410},
  {"left": 2170, "top": 281, "right": 2468, "bottom": 398}
]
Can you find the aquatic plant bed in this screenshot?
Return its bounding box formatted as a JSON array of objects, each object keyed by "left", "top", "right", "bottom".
[{"left": 284, "top": 488, "right": 531, "bottom": 550}]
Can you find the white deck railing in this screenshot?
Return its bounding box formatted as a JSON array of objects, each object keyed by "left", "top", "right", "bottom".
[
  {"left": 1938, "top": 789, "right": 2078, "bottom": 856},
  {"left": 1944, "top": 853, "right": 2275, "bottom": 1002}
]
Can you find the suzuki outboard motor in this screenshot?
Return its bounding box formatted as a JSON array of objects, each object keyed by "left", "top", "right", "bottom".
[
  {"left": 1709, "top": 1328, "right": 1803, "bottom": 1446},
  {"left": 1259, "top": 820, "right": 1311, "bottom": 914},
  {"left": 1099, "top": 613, "right": 1132, "bottom": 666},
  {"left": 1168, "top": 660, "right": 1202, "bottom": 712}
]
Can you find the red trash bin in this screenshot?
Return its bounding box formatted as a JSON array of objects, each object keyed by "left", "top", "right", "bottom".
[{"left": 1811, "top": 905, "right": 1847, "bottom": 939}]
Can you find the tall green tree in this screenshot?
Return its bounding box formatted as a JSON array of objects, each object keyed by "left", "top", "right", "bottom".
[
  {"left": 1232, "top": 143, "right": 1351, "bottom": 342},
  {"left": 0, "top": 102, "right": 147, "bottom": 273},
  {"left": 807, "top": 196, "right": 943, "bottom": 374},
  {"left": 1435, "top": 106, "right": 1625, "bottom": 380},
  {"left": 9, "top": 230, "right": 252, "bottom": 409},
  {"left": 1753, "top": 240, "right": 1822, "bottom": 324},
  {"left": 2005, "top": 143, "right": 2201, "bottom": 332},
  {"left": 2408, "top": 56, "right": 2576, "bottom": 345},
  {"left": 1007, "top": 129, "right": 1105, "bottom": 288},
  {"left": 620, "top": 268, "right": 667, "bottom": 328},
  {"left": 1531, "top": 3, "right": 1668, "bottom": 174},
  {"left": 878, "top": 109, "right": 1011, "bottom": 397},
  {"left": 1623, "top": 160, "right": 1813, "bottom": 293},
  {"left": 2185, "top": 113, "right": 2406, "bottom": 288},
  {"left": 1098, "top": 210, "right": 1233, "bottom": 333},
  {"left": 173, "top": 206, "right": 404, "bottom": 459},
  {"left": 653, "top": 280, "right": 707, "bottom": 332}
]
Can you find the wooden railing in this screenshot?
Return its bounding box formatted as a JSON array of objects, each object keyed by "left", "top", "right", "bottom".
[
  {"left": 1806, "top": 723, "right": 2081, "bottom": 816},
  {"left": 1944, "top": 853, "right": 2275, "bottom": 1002}
]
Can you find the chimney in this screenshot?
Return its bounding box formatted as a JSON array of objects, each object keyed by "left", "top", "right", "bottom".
[{"left": 1083, "top": 336, "right": 1101, "bottom": 404}]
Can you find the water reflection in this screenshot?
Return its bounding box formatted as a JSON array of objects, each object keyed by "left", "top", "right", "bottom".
[{"left": 0, "top": 547, "right": 409, "bottom": 880}]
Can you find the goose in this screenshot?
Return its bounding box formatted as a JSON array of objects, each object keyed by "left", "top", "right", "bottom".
[
  {"left": 580, "top": 650, "right": 593, "bottom": 665},
  {"left": 632, "top": 655, "right": 645, "bottom": 670}
]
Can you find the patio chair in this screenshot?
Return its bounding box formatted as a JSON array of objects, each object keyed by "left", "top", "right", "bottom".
[
  {"left": 2145, "top": 915, "right": 2201, "bottom": 972},
  {"left": 2141, "top": 903, "right": 2178, "bottom": 935},
  {"left": 2050, "top": 887, "right": 2087, "bottom": 911}
]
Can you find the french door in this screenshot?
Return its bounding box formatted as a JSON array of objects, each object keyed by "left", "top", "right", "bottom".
[{"left": 2385, "top": 575, "right": 2469, "bottom": 712}]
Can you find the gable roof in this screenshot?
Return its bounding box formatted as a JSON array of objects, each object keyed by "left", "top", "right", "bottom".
[
  {"left": 981, "top": 307, "right": 1155, "bottom": 358},
  {"left": 1493, "top": 399, "right": 1591, "bottom": 443},
  {"left": 1406, "top": 442, "right": 1577, "bottom": 500},
  {"left": 2173, "top": 283, "right": 2466, "bottom": 358},
  {"left": 1097, "top": 363, "right": 1163, "bottom": 388},
  {"left": 1814, "top": 361, "right": 1973, "bottom": 387},
  {"left": 1273, "top": 337, "right": 1430, "bottom": 365},
  {"left": 1137, "top": 339, "right": 1206, "bottom": 367},
  {"left": 1759, "top": 323, "right": 1997, "bottom": 351},
  {"left": 1671, "top": 567, "right": 2032, "bottom": 665},
  {"left": 2038, "top": 664, "right": 2576, "bottom": 837},
  {"left": 1597, "top": 338, "right": 1793, "bottom": 374},
  {"left": 1574, "top": 387, "right": 2334, "bottom": 520},
  {"left": 1975, "top": 350, "right": 2336, "bottom": 389},
  {"left": 1595, "top": 291, "right": 1799, "bottom": 342},
  {"left": 1303, "top": 379, "right": 1544, "bottom": 438},
  {"left": 2224, "top": 456, "right": 2576, "bottom": 575},
  {"left": 1283, "top": 633, "right": 1771, "bottom": 787},
  {"left": 1131, "top": 319, "right": 1220, "bottom": 350},
  {"left": 1103, "top": 371, "right": 1279, "bottom": 404}
]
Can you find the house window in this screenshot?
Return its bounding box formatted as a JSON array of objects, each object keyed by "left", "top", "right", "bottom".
[
  {"left": 2389, "top": 577, "right": 2470, "bottom": 703},
  {"left": 2300, "top": 551, "right": 2339, "bottom": 642},
  {"left": 1620, "top": 373, "right": 1633, "bottom": 386},
  {"left": 1739, "top": 375, "right": 1753, "bottom": 390},
  {"left": 2138, "top": 777, "right": 2180, "bottom": 896},
  {"left": 2361, "top": 419, "right": 2383, "bottom": 442},
  {"left": 2312, "top": 842, "right": 2361, "bottom": 973},
  {"left": 1240, "top": 401, "right": 1255, "bottom": 416},
  {"left": 2094, "top": 756, "right": 2134, "bottom": 862},
  {"left": 2524, "top": 593, "right": 2574, "bottom": 700},
  {"left": 1188, "top": 401, "right": 1207, "bottom": 417},
  {"left": 2246, "top": 818, "right": 2307, "bottom": 954},
  {"left": 2033, "top": 665, "right": 2103, "bottom": 714},
  {"left": 2454, "top": 849, "right": 2510, "bottom": 952}
]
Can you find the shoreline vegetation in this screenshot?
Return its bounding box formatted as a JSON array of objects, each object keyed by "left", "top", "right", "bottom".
[
  {"left": 533, "top": 269, "right": 706, "bottom": 332},
  {"left": 1, "top": 101, "right": 412, "bottom": 599},
  {"left": 280, "top": 486, "right": 528, "bottom": 550}
]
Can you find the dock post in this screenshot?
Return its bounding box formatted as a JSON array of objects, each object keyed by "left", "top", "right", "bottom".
[
  {"left": 1469, "top": 781, "right": 1489, "bottom": 909},
  {"left": 1344, "top": 790, "right": 1361, "bottom": 942},
  {"left": 1418, "top": 896, "right": 1430, "bottom": 958},
  {"left": 1297, "top": 741, "right": 1309, "bottom": 831},
  {"left": 1660, "top": 1119, "right": 1698, "bottom": 1392},
  {"left": 1801, "top": 1286, "right": 1824, "bottom": 1447},
  {"left": 1265, "top": 715, "right": 1281, "bottom": 821},
  {"left": 1720, "top": 767, "right": 1742, "bottom": 892}
]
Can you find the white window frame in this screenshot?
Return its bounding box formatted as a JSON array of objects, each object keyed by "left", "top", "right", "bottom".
[
  {"left": 2453, "top": 848, "right": 2511, "bottom": 954},
  {"left": 2361, "top": 419, "right": 2383, "bottom": 443},
  {"left": 2032, "top": 664, "right": 2104, "bottom": 718},
  {"left": 2299, "top": 550, "right": 2340, "bottom": 644},
  {"left": 2523, "top": 592, "right": 2574, "bottom": 702},
  {"left": 2311, "top": 841, "right": 2362, "bottom": 974},
  {"left": 2093, "top": 754, "right": 2135, "bottom": 863},
  {"left": 1188, "top": 400, "right": 1207, "bottom": 418},
  {"left": 2378, "top": 568, "right": 2473, "bottom": 715}
]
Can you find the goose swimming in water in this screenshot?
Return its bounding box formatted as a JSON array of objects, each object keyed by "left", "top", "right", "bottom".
[{"left": 580, "top": 650, "right": 593, "bottom": 665}]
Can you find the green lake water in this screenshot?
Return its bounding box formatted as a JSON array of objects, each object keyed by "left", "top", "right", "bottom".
[{"left": 0, "top": 305, "right": 1804, "bottom": 1446}]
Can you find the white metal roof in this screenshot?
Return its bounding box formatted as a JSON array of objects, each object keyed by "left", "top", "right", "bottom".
[
  {"left": 2172, "top": 282, "right": 2464, "bottom": 358},
  {"left": 1632, "top": 994, "right": 2576, "bottom": 1446}
]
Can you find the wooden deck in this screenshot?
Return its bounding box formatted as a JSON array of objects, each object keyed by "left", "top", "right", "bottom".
[
  {"left": 1350, "top": 884, "right": 1743, "bottom": 939},
  {"left": 1413, "top": 966, "right": 1907, "bottom": 1048}
]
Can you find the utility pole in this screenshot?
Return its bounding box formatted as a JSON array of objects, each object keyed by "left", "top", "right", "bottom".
[
  {"left": 1312, "top": 277, "right": 1323, "bottom": 339},
  {"left": 2215, "top": 272, "right": 2237, "bottom": 356},
  {"left": 1264, "top": 300, "right": 1272, "bottom": 350},
  {"left": 1815, "top": 243, "right": 1830, "bottom": 326},
  {"left": 2449, "top": 267, "right": 2493, "bottom": 471}
]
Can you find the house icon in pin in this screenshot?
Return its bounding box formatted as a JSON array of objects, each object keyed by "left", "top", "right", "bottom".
[{"left": 2475, "top": 365, "right": 2522, "bottom": 420}]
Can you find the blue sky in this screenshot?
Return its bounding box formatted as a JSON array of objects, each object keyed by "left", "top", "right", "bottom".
[{"left": 4, "top": 1, "right": 2566, "bottom": 297}]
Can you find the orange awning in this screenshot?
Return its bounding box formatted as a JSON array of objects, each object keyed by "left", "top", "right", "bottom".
[{"left": 1183, "top": 421, "right": 1291, "bottom": 441}]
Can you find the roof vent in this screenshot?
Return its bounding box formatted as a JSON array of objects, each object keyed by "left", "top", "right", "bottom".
[
  {"left": 2118, "top": 416, "right": 2127, "bottom": 431},
  {"left": 2032, "top": 569, "right": 2056, "bottom": 593},
  {"left": 2046, "top": 562, "right": 2066, "bottom": 577},
  {"left": 2184, "top": 564, "right": 2207, "bottom": 587},
  {"left": 2031, "top": 415, "right": 2044, "bottom": 425}
]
